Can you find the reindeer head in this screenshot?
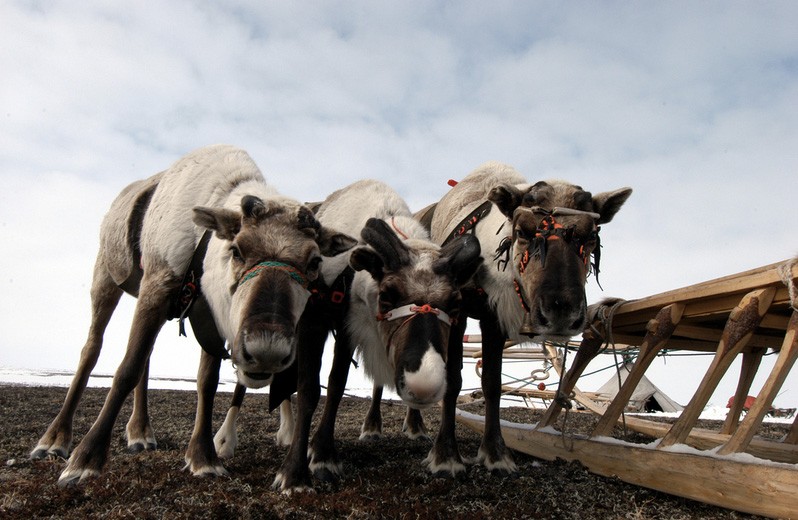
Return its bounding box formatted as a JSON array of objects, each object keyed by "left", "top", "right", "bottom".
[
  {"left": 193, "top": 195, "right": 357, "bottom": 388},
  {"left": 351, "top": 218, "right": 482, "bottom": 409},
  {"left": 490, "top": 181, "right": 632, "bottom": 339}
]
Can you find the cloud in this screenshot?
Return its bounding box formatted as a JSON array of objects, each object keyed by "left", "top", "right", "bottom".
[{"left": 1, "top": 1, "right": 796, "bottom": 406}]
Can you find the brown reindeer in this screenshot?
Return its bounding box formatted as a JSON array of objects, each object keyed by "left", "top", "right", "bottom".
[
  {"left": 420, "top": 162, "right": 632, "bottom": 476},
  {"left": 30, "top": 145, "right": 356, "bottom": 484}
]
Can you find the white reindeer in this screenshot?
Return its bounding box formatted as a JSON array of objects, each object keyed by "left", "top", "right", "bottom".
[
  {"left": 31, "top": 145, "right": 356, "bottom": 485},
  {"left": 210, "top": 180, "right": 482, "bottom": 491}
]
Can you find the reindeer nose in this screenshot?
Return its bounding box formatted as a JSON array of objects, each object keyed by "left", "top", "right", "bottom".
[
  {"left": 398, "top": 349, "right": 446, "bottom": 406},
  {"left": 538, "top": 294, "right": 586, "bottom": 334}
]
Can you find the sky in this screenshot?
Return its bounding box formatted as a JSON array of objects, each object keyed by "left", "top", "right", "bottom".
[{"left": 1, "top": 1, "right": 797, "bottom": 409}]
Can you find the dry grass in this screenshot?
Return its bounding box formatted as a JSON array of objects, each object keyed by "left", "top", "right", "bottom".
[{"left": 0, "top": 384, "right": 775, "bottom": 519}]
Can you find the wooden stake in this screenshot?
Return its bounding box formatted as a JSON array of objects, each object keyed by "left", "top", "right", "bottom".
[
  {"left": 592, "top": 303, "right": 683, "bottom": 437},
  {"left": 658, "top": 287, "right": 776, "bottom": 449},
  {"left": 717, "top": 311, "right": 798, "bottom": 456},
  {"left": 721, "top": 348, "right": 766, "bottom": 435}
]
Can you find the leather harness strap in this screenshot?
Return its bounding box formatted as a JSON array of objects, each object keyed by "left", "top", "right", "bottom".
[{"left": 171, "top": 230, "right": 231, "bottom": 359}]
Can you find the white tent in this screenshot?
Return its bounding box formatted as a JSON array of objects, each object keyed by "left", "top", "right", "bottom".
[{"left": 594, "top": 362, "right": 683, "bottom": 413}]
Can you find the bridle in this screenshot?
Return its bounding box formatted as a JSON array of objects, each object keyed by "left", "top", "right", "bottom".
[
  {"left": 376, "top": 303, "right": 453, "bottom": 356},
  {"left": 238, "top": 260, "right": 311, "bottom": 291},
  {"left": 516, "top": 206, "right": 601, "bottom": 274},
  {"left": 508, "top": 206, "right": 602, "bottom": 314}
]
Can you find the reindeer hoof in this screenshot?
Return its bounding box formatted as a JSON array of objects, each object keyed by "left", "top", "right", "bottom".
[
  {"left": 127, "top": 441, "right": 157, "bottom": 454},
  {"left": 58, "top": 467, "right": 100, "bottom": 487},
  {"left": 184, "top": 460, "right": 229, "bottom": 477},
  {"left": 403, "top": 430, "right": 431, "bottom": 442},
  {"left": 310, "top": 459, "right": 343, "bottom": 483},
  {"left": 312, "top": 467, "right": 337, "bottom": 483},
  {"left": 272, "top": 472, "right": 313, "bottom": 493},
  {"left": 477, "top": 447, "right": 518, "bottom": 475},
  {"left": 31, "top": 446, "right": 68, "bottom": 460},
  {"left": 30, "top": 440, "right": 70, "bottom": 460},
  {"left": 423, "top": 452, "right": 467, "bottom": 478},
  {"left": 358, "top": 431, "right": 382, "bottom": 441}
]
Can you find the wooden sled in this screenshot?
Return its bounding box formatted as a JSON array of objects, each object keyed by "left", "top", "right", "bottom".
[{"left": 457, "top": 259, "right": 798, "bottom": 518}]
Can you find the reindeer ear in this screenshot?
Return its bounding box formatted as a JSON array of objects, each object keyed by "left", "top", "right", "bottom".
[
  {"left": 296, "top": 206, "right": 321, "bottom": 235},
  {"left": 593, "top": 187, "right": 632, "bottom": 224},
  {"left": 488, "top": 184, "right": 524, "bottom": 219},
  {"left": 317, "top": 226, "right": 358, "bottom": 257},
  {"left": 361, "top": 218, "right": 410, "bottom": 271},
  {"left": 193, "top": 207, "right": 241, "bottom": 241},
  {"left": 241, "top": 196, "right": 266, "bottom": 218},
  {"left": 435, "top": 233, "right": 483, "bottom": 287},
  {"left": 350, "top": 246, "right": 385, "bottom": 281}
]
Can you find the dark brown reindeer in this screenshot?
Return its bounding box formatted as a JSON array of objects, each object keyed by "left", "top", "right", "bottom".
[
  {"left": 277, "top": 180, "right": 482, "bottom": 491},
  {"left": 30, "top": 145, "right": 355, "bottom": 484},
  {"left": 417, "top": 162, "right": 632, "bottom": 476}
]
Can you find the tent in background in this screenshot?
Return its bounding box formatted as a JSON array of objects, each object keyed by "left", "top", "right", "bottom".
[{"left": 594, "top": 361, "right": 683, "bottom": 413}]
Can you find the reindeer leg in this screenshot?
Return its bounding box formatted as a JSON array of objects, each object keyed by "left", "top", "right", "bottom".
[
  {"left": 32, "top": 258, "right": 122, "bottom": 460},
  {"left": 185, "top": 350, "right": 227, "bottom": 476},
  {"left": 403, "top": 407, "right": 429, "bottom": 441},
  {"left": 425, "top": 317, "right": 467, "bottom": 477},
  {"left": 273, "top": 308, "right": 328, "bottom": 493},
  {"left": 360, "top": 385, "right": 384, "bottom": 440},
  {"left": 476, "top": 315, "right": 517, "bottom": 474},
  {"left": 58, "top": 271, "right": 175, "bottom": 486},
  {"left": 309, "top": 329, "right": 353, "bottom": 481},
  {"left": 215, "top": 383, "right": 247, "bottom": 458},
  {"left": 275, "top": 399, "right": 294, "bottom": 447},
  {"left": 126, "top": 359, "right": 157, "bottom": 453}
]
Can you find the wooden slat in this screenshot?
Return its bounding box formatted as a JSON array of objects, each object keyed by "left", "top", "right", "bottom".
[
  {"left": 717, "top": 312, "right": 798, "bottom": 456},
  {"left": 658, "top": 288, "right": 777, "bottom": 448},
  {"left": 613, "top": 261, "right": 796, "bottom": 320},
  {"left": 592, "top": 304, "right": 683, "bottom": 437},
  {"left": 598, "top": 414, "right": 798, "bottom": 464},
  {"left": 456, "top": 410, "right": 798, "bottom": 518},
  {"left": 722, "top": 348, "right": 766, "bottom": 435}
]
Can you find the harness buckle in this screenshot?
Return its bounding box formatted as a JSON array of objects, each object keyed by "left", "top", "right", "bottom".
[{"left": 331, "top": 290, "right": 345, "bottom": 304}]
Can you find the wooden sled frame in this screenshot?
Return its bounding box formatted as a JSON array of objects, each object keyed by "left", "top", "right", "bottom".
[{"left": 457, "top": 259, "right": 798, "bottom": 518}]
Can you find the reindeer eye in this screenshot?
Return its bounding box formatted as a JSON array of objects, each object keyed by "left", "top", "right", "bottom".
[
  {"left": 515, "top": 227, "right": 532, "bottom": 244},
  {"left": 307, "top": 256, "right": 322, "bottom": 273},
  {"left": 378, "top": 286, "right": 400, "bottom": 312},
  {"left": 229, "top": 246, "right": 243, "bottom": 263}
]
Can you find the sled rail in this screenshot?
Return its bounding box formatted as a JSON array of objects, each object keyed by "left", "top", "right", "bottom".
[{"left": 458, "top": 259, "right": 798, "bottom": 518}]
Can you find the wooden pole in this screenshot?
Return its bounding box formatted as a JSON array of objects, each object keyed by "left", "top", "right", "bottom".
[
  {"left": 721, "top": 347, "right": 766, "bottom": 435},
  {"left": 592, "top": 303, "right": 684, "bottom": 437},
  {"left": 658, "top": 287, "right": 776, "bottom": 449},
  {"left": 717, "top": 311, "right": 798, "bottom": 456}
]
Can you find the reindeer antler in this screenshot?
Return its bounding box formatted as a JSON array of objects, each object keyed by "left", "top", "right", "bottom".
[{"left": 361, "top": 218, "right": 411, "bottom": 271}]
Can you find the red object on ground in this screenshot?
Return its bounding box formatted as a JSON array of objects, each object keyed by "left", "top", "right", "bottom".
[
  {"left": 727, "top": 395, "right": 758, "bottom": 410},
  {"left": 448, "top": 179, "right": 458, "bottom": 187}
]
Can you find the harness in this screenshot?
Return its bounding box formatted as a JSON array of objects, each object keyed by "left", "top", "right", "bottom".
[
  {"left": 171, "top": 233, "right": 312, "bottom": 360},
  {"left": 376, "top": 303, "right": 453, "bottom": 356},
  {"left": 441, "top": 200, "right": 493, "bottom": 247},
  {"left": 377, "top": 303, "right": 452, "bottom": 325},
  {"left": 516, "top": 207, "right": 601, "bottom": 273},
  {"left": 510, "top": 207, "right": 602, "bottom": 313},
  {"left": 172, "top": 232, "right": 212, "bottom": 327},
  {"left": 238, "top": 261, "right": 310, "bottom": 290}
]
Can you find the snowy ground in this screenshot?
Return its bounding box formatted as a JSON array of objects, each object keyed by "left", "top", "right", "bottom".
[{"left": 3, "top": 366, "right": 793, "bottom": 424}]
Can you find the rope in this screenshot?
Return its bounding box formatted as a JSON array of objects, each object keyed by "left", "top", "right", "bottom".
[
  {"left": 778, "top": 257, "right": 798, "bottom": 312},
  {"left": 238, "top": 261, "right": 310, "bottom": 289}
]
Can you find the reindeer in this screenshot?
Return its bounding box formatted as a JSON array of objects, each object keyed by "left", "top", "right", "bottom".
[
  {"left": 209, "top": 180, "right": 482, "bottom": 491},
  {"left": 30, "top": 145, "right": 356, "bottom": 485},
  {"left": 418, "top": 162, "right": 632, "bottom": 476}
]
